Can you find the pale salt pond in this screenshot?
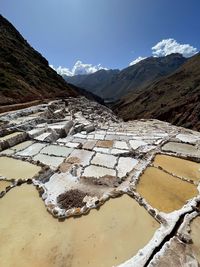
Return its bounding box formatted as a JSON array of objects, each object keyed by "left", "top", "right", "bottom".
[{"left": 0, "top": 185, "right": 159, "bottom": 267}]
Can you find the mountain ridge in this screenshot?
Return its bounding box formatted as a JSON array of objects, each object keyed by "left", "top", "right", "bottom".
[
  {"left": 0, "top": 14, "right": 89, "bottom": 106},
  {"left": 64, "top": 54, "right": 187, "bottom": 101},
  {"left": 114, "top": 53, "right": 200, "bottom": 131}
]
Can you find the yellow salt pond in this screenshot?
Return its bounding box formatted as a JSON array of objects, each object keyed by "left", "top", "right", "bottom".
[
  {"left": 0, "top": 157, "right": 41, "bottom": 180},
  {"left": 191, "top": 216, "right": 200, "bottom": 263},
  {"left": 137, "top": 167, "right": 198, "bottom": 213},
  {"left": 154, "top": 155, "right": 200, "bottom": 182},
  {"left": 0, "top": 185, "right": 159, "bottom": 267},
  {"left": 0, "top": 180, "right": 12, "bottom": 192}
]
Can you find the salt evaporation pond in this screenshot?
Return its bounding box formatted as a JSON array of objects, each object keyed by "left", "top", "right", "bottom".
[
  {"left": 0, "top": 132, "right": 22, "bottom": 142},
  {"left": 0, "top": 180, "right": 12, "bottom": 192},
  {"left": 33, "top": 153, "right": 64, "bottom": 169},
  {"left": 16, "top": 143, "right": 46, "bottom": 157},
  {"left": 0, "top": 185, "right": 159, "bottom": 267},
  {"left": 137, "top": 167, "right": 198, "bottom": 213},
  {"left": 162, "top": 142, "right": 200, "bottom": 158},
  {"left": 11, "top": 141, "right": 33, "bottom": 152},
  {"left": 154, "top": 155, "right": 200, "bottom": 181},
  {"left": 0, "top": 157, "right": 41, "bottom": 180}
]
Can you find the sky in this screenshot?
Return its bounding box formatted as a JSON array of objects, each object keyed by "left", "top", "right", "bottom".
[{"left": 1, "top": 0, "right": 200, "bottom": 75}]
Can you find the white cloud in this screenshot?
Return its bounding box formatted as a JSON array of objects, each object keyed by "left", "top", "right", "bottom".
[
  {"left": 50, "top": 65, "right": 72, "bottom": 76},
  {"left": 129, "top": 56, "right": 147, "bottom": 66},
  {"left": 50, "top": 60, "right": 108, "bottom": 76},
  {"left": 152, "top": 38, "right": 198, "bottom": 58}
]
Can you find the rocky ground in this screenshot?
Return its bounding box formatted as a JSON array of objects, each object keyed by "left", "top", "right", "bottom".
[{"left": 0, "top": 96, "right": 200, "bottom": 267}]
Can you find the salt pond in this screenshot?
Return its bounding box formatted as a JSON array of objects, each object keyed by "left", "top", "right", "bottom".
[
  {"left": 0, "top": 132, "right": 22, "bottom": 142},
  {"left": 0, "top": 157, "right": 41, "bottom": 180},
  {"left": 162, "top": 142, "right": 200, "bottom": 158},
  {"left": 0, "top": 180, "right": 12, "bottom": 192},
  {"left": 154, "top": 155, "right": 200, "bottom": 182},
  {"left": 0, "top": 185, "right": 159, "bottom": 267},
  {"left": 137, "top": 167, "right": 198, "bottom": 213}
]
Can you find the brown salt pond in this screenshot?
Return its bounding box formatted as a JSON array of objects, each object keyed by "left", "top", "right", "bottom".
[
  {"left": 191, "top": 216, "right": 200, "bottom": 263},
  {"left": 154, "top": 155, "right": 200, "bottom": 182},
  {"left": 0, "top": 185, "right": 159, "bottom": 267},
  {"left": 137, "top": 167, "right": 198, "bottom": 213},
  {"left": 0, "top": 157, "right": 41, "bottom": 180},
  {"left": 0, "top": 180, "right": 12, "bottom": 192}
]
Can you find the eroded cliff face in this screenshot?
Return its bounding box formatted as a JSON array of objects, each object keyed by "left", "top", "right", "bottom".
[{"left": 0, "top": 97, "right": 200, "bottom": 267}]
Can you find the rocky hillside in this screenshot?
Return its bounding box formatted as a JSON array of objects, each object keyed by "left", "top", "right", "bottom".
[
  {"left": 114, "top": 53, "right": 200, "bottom": 131},
  {"left": 64, "top": 54, "right": 187, "bottom": 101},
  {"left": 64, "top": 69, "right": 120, "bottom": 101},
  {"left": 0, "top": 14, "right": 80, "bottom": 106}
]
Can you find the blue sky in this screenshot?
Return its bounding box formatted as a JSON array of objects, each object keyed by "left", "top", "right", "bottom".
[{"left": 1, "top": 0, "right": 200, "bottom": 75}]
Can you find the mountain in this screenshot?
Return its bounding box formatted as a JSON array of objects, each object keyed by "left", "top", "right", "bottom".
[
  {"left": 64, "top": 69, "right": 120, "bottom": 101},
  {"left": 0, "top": 14, "right": 81, "bottom": 106},
  {"left": 64, "top": 54, "right": 187, "bottom": 101},
  {"left": 114, "top": 53, "right": 200, "bottom": 131}
]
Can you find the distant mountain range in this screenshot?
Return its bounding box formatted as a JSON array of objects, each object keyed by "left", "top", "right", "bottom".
[
  {"left": 114, "top": 52, "right": 200, "bottom": 131},
  {"left": 0, "top": 15, "right": 102, "bottom": 107},
  {"left": 64, "top": 54, "right": 187, "bottom": 102}
]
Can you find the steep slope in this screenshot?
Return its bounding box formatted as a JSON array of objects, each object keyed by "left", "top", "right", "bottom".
[
  {"left": 64, "top": 54, "right": 187, "bottom": 101},
  {"left": 114, "top": 53, "right": 200, "bottom": 131},
  {"left": 64, "top": 69, "right": 120, "bottom": 100},
  {"left": 0, "top": 14, "right": 79, "bottom": 105}
]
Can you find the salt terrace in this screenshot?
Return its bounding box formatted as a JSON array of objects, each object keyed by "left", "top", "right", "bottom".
[{"left": 0, "top": 97, "right": 200, "bottom": 267}]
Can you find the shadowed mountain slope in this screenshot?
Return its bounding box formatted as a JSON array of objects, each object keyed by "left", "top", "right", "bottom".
[
  {"left": 64, "top": 54, "right": 187, "bottom": 101},
  {"left": 114, "top": 53, "right": 200, "bottom": 131},
  {"left": 0, "top": 14, "right": 80, "bottom": 106}
]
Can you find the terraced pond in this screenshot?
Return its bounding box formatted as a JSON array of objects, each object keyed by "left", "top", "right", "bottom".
[
  {"left": 154, "top": 154, "right": 200, "bottom": 181},
  {"left": 0, "top": 185, "right": 159, "bottom": 267},
  {"left": 0, "top": 157, "right": 41, "bottom": 180},
  {"left": 0, "top": 180, "right": 12, "bottom": 192},
  {"left": 0, "top": 132, "right": 22, "bottom": 142},
  {"left": 137, "top": 156, "right": 199, "bottom": 213}
]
